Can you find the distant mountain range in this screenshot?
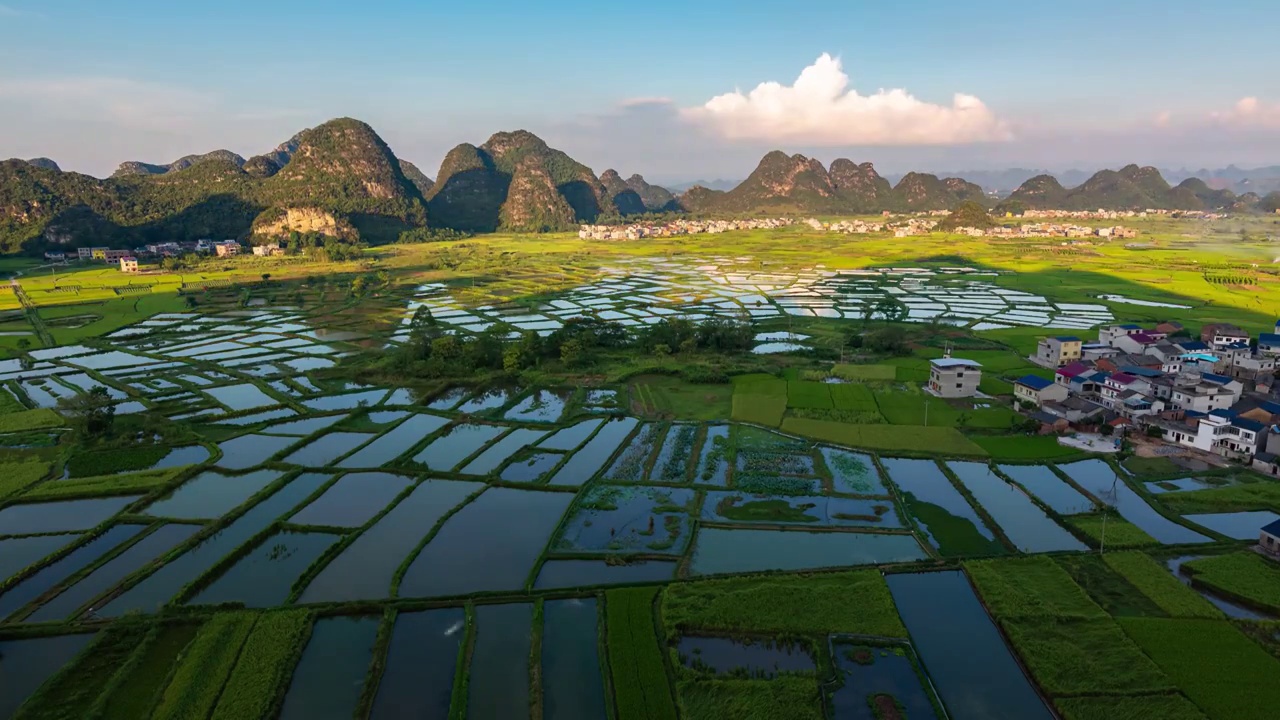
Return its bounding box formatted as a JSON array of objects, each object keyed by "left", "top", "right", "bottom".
[{"left": 3, "top": 118, "right": 1278, "bottom": 253}]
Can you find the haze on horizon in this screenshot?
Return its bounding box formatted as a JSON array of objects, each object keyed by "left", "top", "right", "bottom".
[{"left": 1, "top": 0, "right": 1278, "bottom": 183}]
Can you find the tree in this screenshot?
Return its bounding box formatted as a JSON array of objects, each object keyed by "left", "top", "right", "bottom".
[
  {"left": 560, "top": 337, "right": 588, "bottom": 367},
  {"left": 653, "top": 343, "right": 671, "bottom": 358},
  {"left": 261, "top": 273, "right": 271, "bottom": 282},
  {"left": 58, "top": 387, "right": 115, "bottom": 438},
  {"left": 15, "top": 338, "right": 30, "bottom": 351},
  {"left": 864, "top": 326, "right": 909, "bottom": 355},
  {"left": 873, "top": 296, "right": 904, "bottom": 323}
]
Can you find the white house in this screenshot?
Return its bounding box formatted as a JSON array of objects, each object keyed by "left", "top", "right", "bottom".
[
  {"left": 1258, "top": 333, "right": 1280, "bottom": 357},
  {"left": 928, "top": 358, "right": 982, "bottom": 398},
  {"left": 1261, "top": 518, "right": 1280, "bottom": 559},
  {"left": 1014, "top": 375, "right": 1069, "bottom": 406},
  {"left": 1099, "top": 324, "right": 1144, "bottom": 346}
]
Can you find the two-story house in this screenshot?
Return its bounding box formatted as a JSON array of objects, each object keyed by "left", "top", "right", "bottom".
[
  {"left": 1034, "top": 336, "right": 1083, "bottom": 368},
  {"left": 928, "top": 358, "right": 982, "bottom": 398}
]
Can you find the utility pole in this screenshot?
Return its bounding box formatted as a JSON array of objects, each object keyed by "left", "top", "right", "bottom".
[{"left": 924, "top": 398, "right": 930, "bottom": 427}]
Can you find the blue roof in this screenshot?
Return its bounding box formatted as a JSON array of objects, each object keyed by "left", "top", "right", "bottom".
[
  {"left": 1016, "top": 375, "right": 1055, "bottom": 391},
  {"left": 1116, "top": 323, "right": 1142, "bottom": 329},
  {"left": 1209, "top": 409, "right": 1236, "bottom": 419},
  {"left": 1263, "top": 518, "right": 1280, "bottom": 535},
  {"left": 1054, "top": 336, "right": 1081, "bottom": 342},
  {"left": 1260, "top": 333, "right": 1280, "bottom": 344},
  {"left": 1202, "top": 373, "right": 1233, "bottom": 385},
  {"left": 931, "top": 358, "right": 982, "bottom": 368},
  {"left": 1178, "top": 341, "right": 1209, "bottom": 351},
  {"left": 1119, "top": 366, "right": 1164, "bottom": 378},
  {"left": 1223, "top": 341, "right": 1251, "bottom": 350},
  {"left": 1234, "top": 417, "right": 1266, "bottom": 432}
]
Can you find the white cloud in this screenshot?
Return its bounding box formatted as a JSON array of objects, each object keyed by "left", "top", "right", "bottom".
[
  {"left": 618, "top": 96, "right": 673, "bottom": 108},
  {"left": 681, "top": 53, "right": 1012, "bottom": 146},
  {"left": 1210, "top": 97, "right": 1280, "bottom": 128},
  {"left": 0, "top": 76, "right": 215, "bottom": 132}
]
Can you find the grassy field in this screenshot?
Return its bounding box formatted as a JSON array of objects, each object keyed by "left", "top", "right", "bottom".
[
  {"left": 1054, "top": 554, "right": 1168, "bottom": 618},
  {"left": 210, "top": 610, "right": 312, "bottom": 720},
  {"left": 21, "top": 467, "right": 185, "bottom": 500},
  {"left": 1101, "top": 552, "right": 1223, "bottom": 619},
  {"left": 97, "top": 624, "right": 201, "bottom": 720},
  {"left": 606, "top": 587, "right": 678, "bottom": 720},
  {"left": 1054, "top": 694, "right": 1208, "bottom": 720},
  {"left": 630, "top": 376, "right": 732, "bottom": 421},
  {"left": 1065, "top": 514, "right": 1159, "bottom": 549},
  {"left": 151, "top": 612, "right": 257, "bottom": 720},
  {"left": 1001, "top": 617, "right": 1173, "bottom": 695},
  {"left": 971, "top": 435, "right": 1087, "bottom": 462},
  {"left": 965, "top": 557, "right": 1108, "bottom": 620},
  {"left": 831, "top": 364, "right": 895, "bottom": 381},
  {"left": 1121, "top": 618, "right": 1280, "bottom": 720},
  {"left": 780, "top": 417, "right": 987, "bottom": 456},
  {"left": 0, "top": 459, "right": 51, "bottom": 499},
  {"left": 11, "top": 624, "right": 149, "bottom": 720},
  {"left": 1159, "top": 481, "right": 1280, "bottom": 513},
  {"left": 662, "top": 571, "right": 907, "bottom": 638},
  {"left": 1182, "top": 552, "right": 1280, "bottom": 613},
  {"left": 676, "top": 677, "right": 823, "bottom": 720},
  {"left": 0, "top": 409, "right": 63, "bottom": 433}
]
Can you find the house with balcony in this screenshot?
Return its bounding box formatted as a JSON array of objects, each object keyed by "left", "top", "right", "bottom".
[
  {"left": 928, "top": 358, "right": 982, "bottom": 398},
  {"left": 1033, "top": 336, "right": 1083, "bottom": 368}
]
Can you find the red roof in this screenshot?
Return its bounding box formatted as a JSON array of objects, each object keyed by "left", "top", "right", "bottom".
[
  {"left": 1110, "top": 373, "right": 1138, "bottom": 385},
  {"left": 1057, "top": 362, "right": 1091, "bottom": 378}
]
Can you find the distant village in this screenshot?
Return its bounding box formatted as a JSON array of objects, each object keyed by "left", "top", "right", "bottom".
[
  {"left": 934, "top": 321, "right": 1280, "bottom": 477},
  {"left": 44, "top": 239, "right": 283, "bottom": 271},
  {"left": 581, "top": 214, "right": 1140, "bottom": 240}
]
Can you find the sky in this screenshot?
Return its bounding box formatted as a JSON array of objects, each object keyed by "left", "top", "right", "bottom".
[{"left": 1, "top": 0, "right": 1278, "bottom": 182}]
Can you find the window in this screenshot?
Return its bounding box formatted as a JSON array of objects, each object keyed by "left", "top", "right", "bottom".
[{"left": 956, "top": 383, "right": 963, "bottom": 389}]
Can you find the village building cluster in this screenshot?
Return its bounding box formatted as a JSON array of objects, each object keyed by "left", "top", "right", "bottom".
[
  {"left": 952, "top": 223, "right": 1139, "bottom": 239},
  {"left": 1019, "top": 208, "right": 1229, "bottom": 220},
  {"left": 577, "top": 218, "right": 793, "bottom": 240},
  {"left": 42, "top": 238, "right": 288, "bottom": 271},
  {"left": 1000, "top": 321, "right": 1280, "bottom": 475}
]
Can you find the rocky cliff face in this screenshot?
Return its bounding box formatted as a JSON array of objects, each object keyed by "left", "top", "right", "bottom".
[
  {"left": 711, "top": 151, "right": 838, "bottom": 213},
  {"left": 892, "top": 172, "right": 956, "bottom": 211},
  {"left": 251, "top": 207, "right": 358, "bottom": 241},
  {"left": 625, "top": 174, "right": 680, "bottom": 212},
  {"left": 498, "top": 155, "right": 577, "bottom": 232},
  {"left": 398, "top": 160, "right": 435, "bottom": 197},
  {"left": 111, "top": 150, "right": 245, "bottom": 178},
  {"left": 426, "top": 143, "right": 506, "bottom": 232},
  {"left": 829, "top": 159, "right": 893, "bottom": 212}
]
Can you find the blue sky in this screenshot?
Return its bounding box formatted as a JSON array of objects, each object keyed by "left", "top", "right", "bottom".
[{"left": 2, "top": 0, "right": 1278, "bottom": 180}]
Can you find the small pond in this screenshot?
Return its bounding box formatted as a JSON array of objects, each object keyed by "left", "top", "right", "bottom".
[
  {"left": 456, "top": 386, "right": 519, "bottom": 414},
  {"left": 467, "top": 603, "right": 533, "bottom": 720},
  {"left": 998, "top": 464, "right": 1094, "bottom": 515},
  {"left": 339, "top": 414, "right": 449, "bottom": 469},
  {"left": 539, "top": 419, "right": 604, "bottom": 451},
  {"left": 188, "top": 530, "right": 340, "bottom": 608},
  {"left": 821, "top": 448, "right": 889, "bottom": 495},
  {"left": 427, "top": 386, "right": 469, "bottom": 411},
  {"left": 690, "top": 529, "right": 926, "bottom": 576},
  {"left": 204, "top": 383, "right": 280, "bottom": 411},
  {"left": 548, "top": 418, "right": 640, "bottom": 486},
  {"left": 101, "top": 474, "right": 330, "bottom": 616},
  {"left": 534, "top": 560, "right": 677, "bottom": 590},
  {"left": 370, "top": 608, "right": 465, "bottom": 720},
  {"left": 1058, "top": 460, "right": 1209, "bottom": 545},
  {"left": 299, "top": 479, "right": 484, "bottom": 603},
  {"left": 0, "top": 525, "right": 145, "bottom": 620},
  {"left": 282, "top": 431, "right": 376, "bottom": 467},
  {"left": 260, "top": 414, "right": 347, "bottom": 436},
  {"left": 694, "top": 425, "right": 731, "bottom": 486},
  {"left": 881, "top": 458, "right": 996, "bottom": 553},
  {"left": 26, "top": 524, "right": 201, "bottom": 622},
  {"left": 678, "top": 636, "right": 814, "bottom": 676},
  {"left": 142, "top": 469, "right": 281, "bottom": 520},
  {"left": 886, "top": 571, "right": 1054, "bottom": 720},
  {"left": 301, "top": 389, "right": 388, "bottom": 411},
  {"left": 413, "top": 424, "right": 508, "bottom": 472},
  {"left": 278, "top": 616, "right": 380, "bottom": 720},
  {"left": 214, "top": 434, "right": 297, "bottom": 470},
  {"left": 557, "top": 486, "right": 696, "bottom": 555},
  {"left": 542, "top": 599, "right": 608, "bottom": 720},
  {"left": 0, "top": 634, "right": 96, "bottom": 719},
  {"left": 400, "top": 488, "right": 574, "bottom": 597},
  {"left": 948, "top": 462, "right": 1087, "bottom": 553},
  {"left": 1166, "top": 555, "right": 1273, "bottom": 620},
  {"left": 0, "top": 534, "right": 79, "bottom": 585},
  {"left": 461, "top": 428, "right": 548, "bottom": 476},
  {"left": 290, "top": 473, "right": 413, "bottom": 528},
  {"left": 151, "top": 445, "right": 212, "bottom": 469},
  {"left": 648, "top": 424, "right": 698, "bottom": 482},
  {"left": 701, "top": 492, "right": 903, "bottom": 529},
  {"left": 0, "top": 496, "right": 142, "bottom": 535},
  {"left": 499, "top": 452, "right": 564, "bottom": 483},
  {"left": 827, "top": 642, "right": 940, "bottom": 720},
  {"left": 503, "top": 389, "right": 570, "bottom": 423},
  {"left": 1181, "top": 510, "right": 1280, "bottom": 540}
]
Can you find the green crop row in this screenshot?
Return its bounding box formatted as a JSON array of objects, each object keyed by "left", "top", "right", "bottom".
[
  {"left": 0, "top": 409, "right": 63, "bottom": 433},
  {"left": 661, "top": 571, "right": 907, "bottom": 638},
  {"left": 831, "top": 364, "right": 896, "bottom": 381},
  {"left": 151, "top": 612, "right": 257, "bottom": 720},
  {"left": 96, "top": 623, "right": 201, "bottom": 720},
  {"left": 605, "top": 587, "right": 678, "bottom": 720},
  {"left": 1183, "top": 552, "right": 1280, "bottom": 613},
  {"left": 829, "top": 383, "right": 878, "bottom": 413},
  {"left": 731, "top": 392, "right": 787, "bottom": 427},
  {"left": 779, "top": 418, "right": 986, "bottom": 456},
  {"left": 1063, "top": 514, "right": 1158, "bottom": 549},
  {"left": 1101, "top": 552, "right": 1222, "bottom": 618},
  {"left": 1121, "top": 618, "right": 1280, "bottom": 720},
  {"left": 210, "top": 609, "right": 312, "bottom": 720}
]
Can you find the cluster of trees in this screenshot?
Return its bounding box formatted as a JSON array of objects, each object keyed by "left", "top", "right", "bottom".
[
  {"left": 387, "top": 314, "right": 755, "bottom": 378},
  {"left": 397, "top": 227, "right": 473, "bottom": 244}
]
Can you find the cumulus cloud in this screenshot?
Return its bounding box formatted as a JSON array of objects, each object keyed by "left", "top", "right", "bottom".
[
  {"left": 1210, "top": 97, "right": 1280, "bottom": 128},
  {"left": 681, "top": 53, "right": 1012, "bottom": 146},
  {"left": 618, "top": 96, "right": 673, "bottom": 108}
]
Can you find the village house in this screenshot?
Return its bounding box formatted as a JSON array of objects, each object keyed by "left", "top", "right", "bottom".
[
  {"left": 927, "top": 358, "right": 982, "bottom": 398},
  {"left": 1169, "top": 374, "right": 1241, "bottom": 413},
  {"left": 252, "top": 243, "right": 285, "bottom": 257},
  {"left": 214, "top": 240, "right": 241, "bottom": 257},
  {"left": 1034, "top": 336, "right": 1083, "bottom": 368},
  {"left": 43, "top": 251, "right": 65, "bottom": 262},
  {"left": 1099, "top": 323, "right": 1145, "bottom": 346},
  {"left": 118, "top": 256, "right": 139, "bottom": 273},
  {"left": 1201, "top": 323, "right": 1250, "bottom": 349},
  {"left": 1154, "top": 409, "right": 1265, "bottom": 458},
  {"left": 1155, "top": 321, "right": 1185, "bottom": 336},
  {"left": 1081, "top": 343, "right": 1119, "bottom": 362},
  {"left": 1014, "top": 375, "right": 1069, "bottom": 406},
  {"left": 1258, "top": 333, "right": 1280, "bottom": 357},
  {"left": 1054, "top": 361, "right": 1094, "bottom": 387},
  {"left": 1260, "top": 518, "right": 1280, "bottom": 558},
  {"left": 1041, "top": 396, "right": 1106, "bottom": 424},
  {"left": 1112, "top": 332, "right": 1163, "bottom": 355}
]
